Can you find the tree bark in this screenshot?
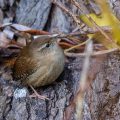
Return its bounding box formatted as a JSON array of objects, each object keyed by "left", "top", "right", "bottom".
[{"left": 0, "top": 0, "right": 120, "bottom": 120}]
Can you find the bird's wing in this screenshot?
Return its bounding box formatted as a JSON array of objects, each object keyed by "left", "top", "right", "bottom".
[{"left": 13, "top": 56, "right": 38, "bottom": 82}]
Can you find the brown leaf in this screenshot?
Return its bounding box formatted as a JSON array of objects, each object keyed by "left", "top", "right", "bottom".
[
  {"left": 23, "top": 29, "right": 49, "bottom": 35},
  {"left": 11, "top": 24, "right": 50, "bottom": 35}
]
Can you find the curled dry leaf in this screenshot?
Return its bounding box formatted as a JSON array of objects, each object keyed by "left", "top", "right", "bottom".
[
  {"left": 11, "top": 24, "right": 49, "bottom": 35},
  {"left": 0, "top": 23, "right": 12, "bottom": 29},
  {"left": 0, "top": 31, "right": 22, "bottom": 49},
  {"left": 11, "top": 24, "right": 31, "bottom": 31}
]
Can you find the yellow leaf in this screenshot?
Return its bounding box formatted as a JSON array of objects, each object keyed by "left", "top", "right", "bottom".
[{"left": 80, "top": 0, "right": 120, "bottom": 48}]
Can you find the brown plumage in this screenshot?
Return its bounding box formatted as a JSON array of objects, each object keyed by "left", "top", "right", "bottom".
[{"left": 13, "top": 37, "right": 65, "bottom": 88}]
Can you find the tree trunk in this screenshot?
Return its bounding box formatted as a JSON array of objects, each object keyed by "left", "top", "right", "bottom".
[{"left": 0, "top": 0, "right": 120, "bottom": 120}]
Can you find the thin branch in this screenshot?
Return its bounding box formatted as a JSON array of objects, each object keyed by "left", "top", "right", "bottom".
[
  {"left": 52, "top": 0, "right": 81, "bottom": 27},
  {"left": 65, "top": 39, "right": 90, "bottom": 52},
  {"left": 34, "top": 26, "right": 111, "bottom": 39},
  {"left": 75, "top": 39, "right": 93, "bottom": 120},
  {"left": 65, "top": 48, "right": 118, "bottom": 57},
  {"left": 71, "top": 0, "right": 118, "bottom": 48},
  {"left": 63, "top": 40, "right": 93, "bottom": 120}
]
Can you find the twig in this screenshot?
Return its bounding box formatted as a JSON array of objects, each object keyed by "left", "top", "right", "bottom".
[
  {"left": 65, "top": 48, "right": 118, "bottom": 57},
  {"left": 63, "top": 40, "right": 93, "bottom": 120},
  {"left": 52, "top": 0, "right": 81, "bottom": 27},
  {"left": 34, "top": 26, "right": 111, "bottom": 39},
  {"left": 71, "top": 0, "right": 87, "bottom": 14},
  {"left": 53, "top": 0, "right": 116, "bottom": 47},
  {"left": 75, "top": 39, "right": 93, "bottom": 120},
  {"left": 71, "top": 0, "right": 118, "bottom": 48},
  {"left": 65, "top": 39, "right": 90, "bottom": 52}
]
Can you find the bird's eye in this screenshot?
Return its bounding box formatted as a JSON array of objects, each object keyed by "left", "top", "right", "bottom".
[
  {"left": 45, "top": 43, "right": 50, "bottom": 48},
  {"left": 37, "top": 42, "right": 51, "bottom": 52}
]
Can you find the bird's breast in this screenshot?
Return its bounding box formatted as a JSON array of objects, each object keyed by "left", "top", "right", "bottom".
[{"left": 26, "top": 50, "right": 65, "bottom": 87}]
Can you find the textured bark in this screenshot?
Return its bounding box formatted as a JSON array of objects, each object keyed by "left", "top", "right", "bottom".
[
  {"left": 15, "top": 0, "right": 52, "bottom": 30},
  {"left": 83, "top": 52, "right": 120, "bottom": 120},
  {"left": 0, "top": 0, "right": 120, "bottom": 120}
]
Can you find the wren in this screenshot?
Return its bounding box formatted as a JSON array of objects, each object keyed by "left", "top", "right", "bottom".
[{"left": 13, "top": 37, "right": 65, "bottom": 89}]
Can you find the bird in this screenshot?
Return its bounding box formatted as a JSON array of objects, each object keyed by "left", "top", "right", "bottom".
[{"left": 13, "top": 37, "right": 65, "bottom": 99}]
